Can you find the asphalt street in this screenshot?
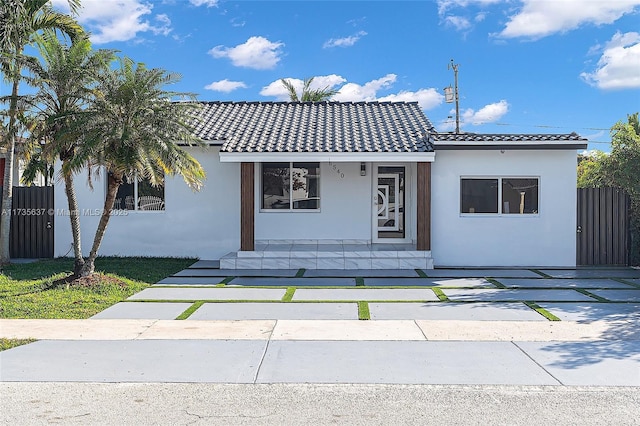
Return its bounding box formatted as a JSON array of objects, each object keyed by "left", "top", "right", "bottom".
[{"left": 1, "top": 383, "right": 639, "bottom": 426}]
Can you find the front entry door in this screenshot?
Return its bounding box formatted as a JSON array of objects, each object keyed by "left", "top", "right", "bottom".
[{"left": 374, "top": 165, "right": 406, "bottom": 241}]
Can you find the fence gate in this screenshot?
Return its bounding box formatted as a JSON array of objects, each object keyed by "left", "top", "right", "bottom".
[
  {"left": 9, "top": 186, "right": 55, "bottom": 258},
  {"left": 577, "top": 187, "right": 629, "bottom": 266}
]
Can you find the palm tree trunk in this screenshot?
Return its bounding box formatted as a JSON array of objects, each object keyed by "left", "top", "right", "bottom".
[
  {"left": 62, "top": 166, "right": 84, "bottom": 276},
  {"left": 0, "top": 77, "right": 20, "bottom": 264},
  {"left": 79, "top": 171, "right": 120, "bottom": 277}
]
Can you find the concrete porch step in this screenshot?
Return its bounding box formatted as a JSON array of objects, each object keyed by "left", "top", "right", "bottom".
[{"left": 220, "top": 250, "right": 434, "bottom": 270}]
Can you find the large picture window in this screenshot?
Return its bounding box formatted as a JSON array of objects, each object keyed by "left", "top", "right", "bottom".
[
  {"left": 262, "top": 162, "right": 320, "bottom": 210},
  {"left": 461, "top": 177, "right": 538, "bottom": 215},
  {"left": 112, "top": 174, "right": 165, "bottom": 211}
]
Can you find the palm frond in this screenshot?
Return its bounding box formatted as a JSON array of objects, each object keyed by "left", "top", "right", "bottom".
[
  {"left": 81, "top": 58, "right": 206, "bottom": 191},
  {"left": 281, "top": 76, "right": 336, "bottom": 102},
  {"left": 281, "top": 78, "right": 300, "bottom": 102}
]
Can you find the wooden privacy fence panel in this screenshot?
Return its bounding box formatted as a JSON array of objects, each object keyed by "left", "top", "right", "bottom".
[
  {"left": 577, "top": 187, "right": 629, "bottom": 266},
  {"left": 9, "top": 186, "right": 54, "bottom": 258}
]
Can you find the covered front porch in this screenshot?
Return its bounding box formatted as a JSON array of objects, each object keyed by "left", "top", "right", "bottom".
[{"left": 219, "top": 158, "right": 434, "bottom": 270}]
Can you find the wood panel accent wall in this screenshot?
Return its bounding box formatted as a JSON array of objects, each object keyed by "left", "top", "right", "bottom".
[
  {"left": 240, "top": 162, "right": 254, "bottom": 251},
  {"left": 0, "top": 158, "right": 5, "bottom": 188},
  {"left": 416, "top": 162, "right": 431, "bottom": 251}
]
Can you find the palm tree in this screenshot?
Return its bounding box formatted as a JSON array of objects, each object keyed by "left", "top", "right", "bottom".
[
  {"left": 72, "top": 58, "right": 206, "bottom": 277},
  {"left": 0, "top": 0, "right": 84, "bottom": 264},
  {"left": 21, "top": 34, "right": 115, "bottom": 276},
  {"left": 281, "top": 77, "right": 337, "bottom": 102}
]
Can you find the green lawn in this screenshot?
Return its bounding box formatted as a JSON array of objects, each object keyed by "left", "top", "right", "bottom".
[{"left": 0, "top": 257, "right": 196, "bottom": 319}]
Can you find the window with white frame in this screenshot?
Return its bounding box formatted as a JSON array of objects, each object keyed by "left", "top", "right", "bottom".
[
  {"left": 262, "top": 162, "right": 320, "bottom": 210},
  {"left": 461, "top": 177, "right": 539, "bottom": 215},
  {"left": 111, "top": 174, "right": 165, "bottom": 211}
]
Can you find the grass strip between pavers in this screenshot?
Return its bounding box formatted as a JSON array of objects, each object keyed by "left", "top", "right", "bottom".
[
  {"left": 612, "top": 278, "right": 640, "bottom": 289},
  {"left": 295, "top": 269, "right": 306, "bottom": 278},
  {"left": 415, "top": 269, "right": 428, "bottom": 278},
  {"left": 575, "top": 288, "right": 610, "bottom": 302},
  {"left": 431, "top": 288, "right": 449, "bottom": 302},
  {"left": 357, "top": 301, "right": 370, "bottom": 320},
  {"left": 524, "top": 301, "right": 561, "bottom": 321},
  {"left": 486, "top": 278, "right": 507, "bottom": 289},
  {"left": 281, "top": 287, "right": 296, "bottom": 302},
  {"left": 529, "top": 269, "right": 553, "bottom": 278},
  {"left": 355, "top": 277, "right": 365, "bottom": 287},
  {"left": 175, "top": 301, "right": 205, "bottom": 320}
]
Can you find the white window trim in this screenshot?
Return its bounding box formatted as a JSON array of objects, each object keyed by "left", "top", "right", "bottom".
[
  {"left": 259, "top": 162, "right": 321, "bottom": 213},
  {"left": 460, "top": 176, "right": 540, "bottom": 217}
]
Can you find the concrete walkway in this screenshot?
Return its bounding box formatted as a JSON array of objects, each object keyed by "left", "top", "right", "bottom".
[
  {"left": 1, "top": 321, "right": 638, "bottom": 385},
  {"left": 2, "top": 318, "right": 635, "bottom": 341},
  {"left": 1, "top": 265, "right": 639, "bottom": 387}
]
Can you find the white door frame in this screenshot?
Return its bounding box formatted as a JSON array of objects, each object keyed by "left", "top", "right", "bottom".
[{"left": 372, "top": 163, "right": 411, "bottom": 243}]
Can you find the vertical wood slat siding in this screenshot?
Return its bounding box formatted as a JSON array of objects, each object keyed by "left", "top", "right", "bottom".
[
  {"left": 9, "top": 186, "right": 54, "bottom": 258},
  {"left": 577, "top": 187, "right": 629, "bottom": 266},
  {"left": 240, "top": 162, "right": 254, "bottom": 251},
  {"left": 416, "top": 162, "right": 431, "bottom": 251}
]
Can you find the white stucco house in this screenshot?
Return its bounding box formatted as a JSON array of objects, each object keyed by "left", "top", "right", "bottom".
[{"left": 54, "top": 101, "right": 587, "bottom": 269}]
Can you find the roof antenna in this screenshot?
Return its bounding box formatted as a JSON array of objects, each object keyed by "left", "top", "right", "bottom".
[{"left": 444, "top": 59, "right": 460, "bottom": 133}]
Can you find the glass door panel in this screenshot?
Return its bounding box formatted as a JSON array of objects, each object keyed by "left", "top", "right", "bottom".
[{"left": 376, "top": 166, "right": 405, "bottom": 239}]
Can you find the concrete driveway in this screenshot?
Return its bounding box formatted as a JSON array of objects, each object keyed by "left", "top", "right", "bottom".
[{"left": 1, "top": 265, "right": 639, "bottom": 387}]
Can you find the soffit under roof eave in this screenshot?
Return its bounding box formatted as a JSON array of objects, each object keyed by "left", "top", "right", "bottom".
[{"left": 219, "top": 151, "right": 436, "bottom": 163}]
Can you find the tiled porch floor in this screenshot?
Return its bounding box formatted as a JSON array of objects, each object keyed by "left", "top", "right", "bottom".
[{"left": 220, "top": 243, "right": 433, "bottom": 270}]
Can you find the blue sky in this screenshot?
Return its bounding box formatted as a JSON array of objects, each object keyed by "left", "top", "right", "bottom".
[{"left": 42, "top": 1, "right": 640, "bottom": 150}]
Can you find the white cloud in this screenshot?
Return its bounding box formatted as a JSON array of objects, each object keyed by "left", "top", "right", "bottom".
[
  {"left": 209, "top": 36, "right": 284, "bottom": 70},
  {"left": 580, "top": 148, "right": 607, "bottom": 157},
  {"left": 498, "top": 0, "right": 640, "bottom": 39},
  {"left": 152, "top": 14, "right": 172, "bottom": 36},
  {"left": 230, "top": 17, "right": 246, "bottom": 27},
  {"left": 461, "top": 100, "right": 509, "bottom": 125},
  {"left": 437, "top": 0, "right": 500, "bottom": 34},
  {"left": 444, "top": 15, "right": 471, "bottom": 31},
  {"left": 333, "top": 74, "right": 398, "bottom": 102},
  {"left": 580, "top": 32, "right": 640, "bottom": 89},
  {"left": 204, "top": 79, "right": 248, "bottom": 93},
  {"left": 51, "top": 0, "right": 172, "bottom": 44},
  {"left": 323, "top": 31, "right": 368, "bottom": 48},
  {"left": 377, "top": 89, "right": 444, "bottom": 110},
  {"left": 189, "top": 0, "right": 219, "bottom": 7},
  {"left": 260, "top": 74, "right": 443, "bottom": 110},
  {"left": 260, "top": 75, "right": 346, "bottom": 100},
  {"left": 437, "top": 0, "right": 502, "bottom": 16}
]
